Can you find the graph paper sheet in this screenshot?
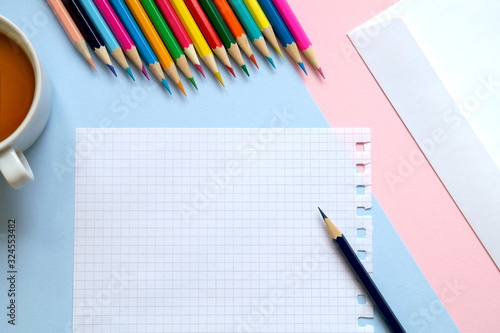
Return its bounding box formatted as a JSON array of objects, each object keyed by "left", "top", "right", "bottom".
[{"left": 73, "top": 128, "right": 373, "bottom": 333}]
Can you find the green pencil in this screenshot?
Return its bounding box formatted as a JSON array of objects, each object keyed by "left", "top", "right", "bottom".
[
  {"left": 139, "top": 0, "right": 197, "bottom": 89},
  {"left": 199, "top": 0, "right": 249, "bottom": 76}
]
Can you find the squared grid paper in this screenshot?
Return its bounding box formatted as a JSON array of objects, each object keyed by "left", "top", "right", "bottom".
[{"left": 73, "top": 128, "right": 373, "bottom": 333}]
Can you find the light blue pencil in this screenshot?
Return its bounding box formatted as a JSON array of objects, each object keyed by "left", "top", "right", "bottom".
[
  {"left": 109, "top": 0, "right": 171, "bottom": 94},
  {"left": 227, "top": 0, "right": 274, "bottom": 68},
  {"left": 79, "top": 0, "right": 135, "bottom": 79}
]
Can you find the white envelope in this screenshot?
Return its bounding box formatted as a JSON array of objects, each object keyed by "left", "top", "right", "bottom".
[{"left": 348, "top": 0, "right": 500, "bottom": 268}]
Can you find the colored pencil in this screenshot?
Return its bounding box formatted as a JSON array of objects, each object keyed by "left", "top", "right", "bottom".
[
  {"left": 271, "top": 0, "right": 323, "bottom": 78},
  {"left": 139, "top": 0, "right": 197, "bottom": 88},
  {"left": 109, "top": 0, "right": 172, "bottom": 93},
  {"left": 318, "top": 208, "right": 406, "bottom": 333},
  {"left": 199, "top": 0, "right": 248, "bottom": 76},
  {"left": 125, "top": 0, "right": 187, "bottom": 95},
  {"left": 184, "top": 0, "right": 235, "bottom": 77},
  {"left": 242, "top": 0, "right": 282, "bottom": 58},
  {"left": 62, "top": 0, "right": 116, "bottom": 75},
  {"left": 79, "top": 0, "right": 134, "bottom": 79},
  {"left": 212, "top": 0, "right": 257, "bottom": 68},
  {"left": 47, "top": 0, "right": 96, "bottom": 70},
  {"left": 227, "top": 0, "right": 274, "bottom": 67},
  {"left": 153, "top": 0, "right": 204, "bottom": 77},
  {"left": 169, "top": 0, "right": 224, "bottom": 86},
  {"left": 257, "top": 0, "right": 305, "bottom": 74},
  {"left": 94, "top": 0, "right": 148, "bottom": 78}
]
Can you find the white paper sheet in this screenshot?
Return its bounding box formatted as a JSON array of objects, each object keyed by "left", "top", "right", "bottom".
[
  {"left": 353, "top": 0, "right": 500, "bottom": 168},
  {"left": 349, "top": 14, "right": 500, "bottom": 267},
  {"left": 73, "top": 128, "right": 373, "bottom": 333}
]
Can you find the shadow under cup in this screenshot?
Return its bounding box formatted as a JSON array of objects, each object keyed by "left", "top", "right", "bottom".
[{"left": 0, "top": 15, "right": 51, "bottom": 189}]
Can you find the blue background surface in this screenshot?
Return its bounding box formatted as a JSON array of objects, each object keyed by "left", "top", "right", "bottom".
[{"left": 0, "top": 1, "right": 458, "bottom": 332}]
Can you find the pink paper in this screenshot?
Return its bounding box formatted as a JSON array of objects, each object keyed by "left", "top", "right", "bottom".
[{"left": 286, "top": 0, "right": 500, "bottom": 332}]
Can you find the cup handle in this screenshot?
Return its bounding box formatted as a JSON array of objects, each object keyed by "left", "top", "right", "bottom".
[{"left": 0, "top": 148, "right": 34, "bottom": 189}]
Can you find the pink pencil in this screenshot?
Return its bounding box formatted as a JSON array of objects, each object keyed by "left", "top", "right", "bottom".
[
  {"left": 271, "top": 0, "right": 324, "bottom": 78},
  {"left": 154, "top": 0, "right": 204, "bottom": 76},
  {"left": 93, "top": 0, "right": 148, "bottom": 78}
]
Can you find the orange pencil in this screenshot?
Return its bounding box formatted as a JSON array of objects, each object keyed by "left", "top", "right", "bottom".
[{"left": 212, "top": 0, "right": 258, "bottom": 68}]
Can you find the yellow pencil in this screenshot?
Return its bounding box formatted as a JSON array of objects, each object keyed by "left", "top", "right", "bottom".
[
  {"left": 243, "top": 0, "right": 282, "bottom": 58},
  {"left": 124, "top": 0, "right": 186, "bottom": 95},
  {"left": 169, "top": 0, "right": 224, "bottom": 86}
]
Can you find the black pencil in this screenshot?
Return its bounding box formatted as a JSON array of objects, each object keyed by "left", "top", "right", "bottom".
[
  {"left": 63, "top": 0, "right": 116, "bottom": 75},
  {"left": 318, "top": 207, "right": 406, "bottom": 333}
]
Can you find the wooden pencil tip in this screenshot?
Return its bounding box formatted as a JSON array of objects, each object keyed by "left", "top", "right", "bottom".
[
  {"left": 250, "top": 55, "right": 259, "bottom": 68},
  {"left": 215, "top": 72, "right": 224, "bottom": 87},
  {"left": 266, "top": 57, "right": 276, "bottom": 69},
  {"left": 126, "top": 67, "right": 135, "bottom": 81},
  {"left": 177, "top": 82, "right": 187, "bottom": 96},
  {"left": 317, "top": 67, "right": 325, "bottom": 79},
  {"left": 275, "top": 47, "right": 284, "bottom": 59},
  {"left": 298, "top": 62, "right": 308, "bottom": 75},
  {"left": 241, "top": 64, "right": 249, "bottom": 77},
  {"left": 318, "top": 208, "right": 343, "bottom": 239},
  {"left": 161, "top": 78, "right": 172, "bottom": 95},
  {"left": 189, "top": 77, "right": 198, "bottom": 90},
  {"left": 318, "top": 207, "right": 328, "bottom": 220},
  {"left": 107, "top": 64, "right": 117, "bottom": 77},
  {"left": 88, "top": 58, "right": 97, "bottom": 72},
  {"left": 141, "top": 65, "right": 150, "bottom": 80},
  {"left": 195, "top": 64, "right": 205, "bottom": 78},
  {"left": 227, "top": 66, "right": 236, "bottom": 78}
]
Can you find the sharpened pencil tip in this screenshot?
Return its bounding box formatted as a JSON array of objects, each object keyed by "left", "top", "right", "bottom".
[
  {"left": 266, "top": 57, "right": 276, "bottom": 69},
  {"left": 215, "top": 72, "right": 224, "bottom": 87},
  {"left": 250, "top": 54, "right": 259, "bottom": 68},
  {"left": 177, "top": 82, "right": 187, "bottom": 96},
  {"left": 189, "top": 77, "right": 198, "bottom": 90},
  {"left": 141, "top": 65, "right": 150, "bottom": 80},
  {"left": 88, "top": 58, "right": 97, "bottom": 72},
  {"left": 318, "top": 207, "right": 328, "bottom": 220},
  {"left": 107, "top": 64, "right": 117, "bottom": 77},
  {"left": 317, "top": 67, "right": 325, "bottom": 79},
  {"left": 275, "top": 46, "right": 284, "bottom": 59},
  {"left": 195, "top": 64, "right": 205, "bottom": 78},
  {"left": 125, "top": 67, "right": 135, "bottom": 81},
  {"left": 241, "top": 64, "right": 249, "bottom": 77},
  {"left": 161, "top": 78, "right": 172, "bottom": 95},
  {"left": 298, "top": 62, "right": 307, "bottom": 75},
  {"left": 227, "top": 66, "right": 236, "bottom": 78},
  {"left": 319, "top": 208, "right": 342, "bottom": 238}
]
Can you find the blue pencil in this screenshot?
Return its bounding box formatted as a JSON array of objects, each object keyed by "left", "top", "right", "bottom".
[
  {"left": 79, "top": 0, "right": 134, "bottom": 80},
  {"left": 257, "top": 0, "right": 306, "bottom": 74},
  {"left": 319, "top": 208, "right": 406, "bottom": 332},
  {"left": 108, "top": 0, "right": 172, "bottom": 93}
]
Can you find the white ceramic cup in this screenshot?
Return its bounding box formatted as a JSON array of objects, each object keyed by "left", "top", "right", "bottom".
[{"left": 0, "top": 15, "right": 51, "bottom": 189}]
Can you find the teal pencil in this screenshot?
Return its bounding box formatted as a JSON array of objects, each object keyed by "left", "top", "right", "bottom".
[
  {"left": 79, "top": 0, "right": 135, "bottom": 79},
  {"left": 227, "top": 0, "right": 274, "bottom": 67}
]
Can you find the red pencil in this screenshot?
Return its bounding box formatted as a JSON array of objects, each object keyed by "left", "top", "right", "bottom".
[{"left": 184, "top": 0, "right": 235, "bottom": 77}]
